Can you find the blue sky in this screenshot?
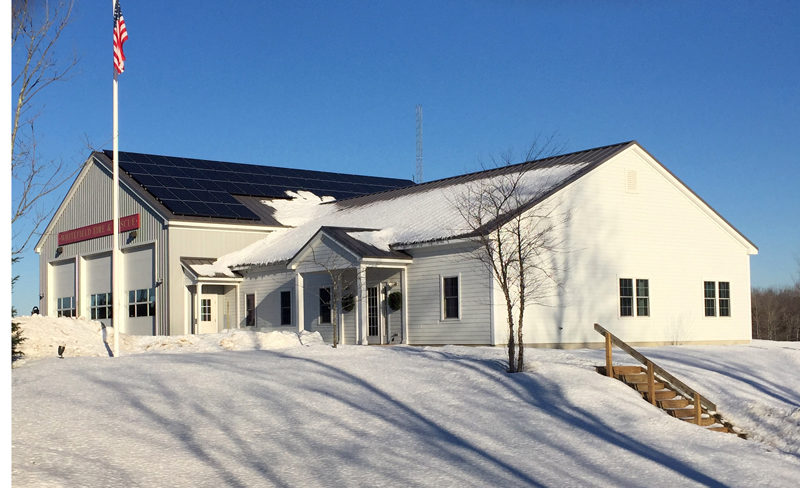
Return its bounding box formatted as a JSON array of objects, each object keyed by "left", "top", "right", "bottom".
[{"left": 11, "top": 0, "right": 800, "bottom": 314}]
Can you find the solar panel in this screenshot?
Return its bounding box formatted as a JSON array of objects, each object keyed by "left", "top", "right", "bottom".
[{"left": 110, "top": 150, "right": 414, "bottom": 221}]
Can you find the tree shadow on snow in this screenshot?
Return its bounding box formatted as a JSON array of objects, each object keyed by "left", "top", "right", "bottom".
[{"left": 53, "top": 348, "right": 777, "bottom": 487}]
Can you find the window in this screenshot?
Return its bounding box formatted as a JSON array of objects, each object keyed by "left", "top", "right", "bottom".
[
  {"left": 704, "top": 281, "right": 716, "bottom": 317},
  {"left": 619, "top": 279, "right": 633, "bottom": 317},
  {"left": 280, "top": 291, "right": 291, "bottom": 326},
  {"left": 200, "top": 299, "right": 211, "bottom": 322},
  {"left": 719, "top": 282, "right": 730, "bottom": 317},
  {"left": 319, "top": 287, "right": 331, "bottom": 324},
  {"left": 368, "top": 287, "right": 379, "bottom": 335},
  {"left": 128, "top": 288, "right": 155, "bottom": 317},
  {"left": 620, "top": 278, "right": 649, "bottom": 317},
  {"left": 704, "top": 281, "right": 731, "bottom": 317},
  {"left": 246, "top": 294, "right": 256, "bottom": 326},
  {"left": 636, "top": 279, "right": 649, "bottom": 316},
  {"left": 90, "top": 293, "right": 113, "bottom": 320},
  {"left": 443, "top": 276, "right": 459, "bottom": 319},
  {"left": 57, "top": 296, "right": 76, "bottom": 318}
]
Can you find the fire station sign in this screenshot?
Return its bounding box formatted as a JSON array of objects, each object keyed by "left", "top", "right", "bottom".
[{"left": 58, "top": 214, "right": 141, "bottom": 246}]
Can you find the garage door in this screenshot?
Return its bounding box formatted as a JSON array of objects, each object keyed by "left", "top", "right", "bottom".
[
  {"left": 51, "top": 259, "right": 76, "bottom": 317},
  {"left": 124, "top": 246, "right": 155, "bottom": 335},
  {"left": 85, "top": 253, "right": 112, "bottom": 327}
]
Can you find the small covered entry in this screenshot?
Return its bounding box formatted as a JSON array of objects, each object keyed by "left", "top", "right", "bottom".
[
  {"left": 181, "top": 257, "right": 243, "bottom": 334},
  {"left": 288, "top": 227, "right": 411, "bottom": 345}
]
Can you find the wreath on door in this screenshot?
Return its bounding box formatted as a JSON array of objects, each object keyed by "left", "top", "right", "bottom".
[{"left": 388, "top": 291, "right": 402, "bottom": 311}]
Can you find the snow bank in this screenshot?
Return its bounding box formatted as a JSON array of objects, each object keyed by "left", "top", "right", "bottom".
[
  {"left": 13, "top": 315, "right": 111, "bottom": 361},
  {"left": 299, "top": 329, "right": 326, "bottom": 346},
  {"left": 12, "top": 315, "right": 326, "bottom": 364}
]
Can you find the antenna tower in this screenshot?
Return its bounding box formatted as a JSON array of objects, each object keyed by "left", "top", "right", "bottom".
[{"left": 415, "top": 104, "right": 423, "bottom": 183}]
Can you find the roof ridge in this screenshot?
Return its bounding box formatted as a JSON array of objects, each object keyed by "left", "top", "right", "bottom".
[
  {"left": 332, "top": 140, "right": 636, "bottom": 206},
  {"left": 101, "top": 149, "right": 415, "bottom": 184}
]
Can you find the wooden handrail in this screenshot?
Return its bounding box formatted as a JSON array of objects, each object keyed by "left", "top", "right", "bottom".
[{"left": 594, "top": 323, "right": 717, "bottom": 412}]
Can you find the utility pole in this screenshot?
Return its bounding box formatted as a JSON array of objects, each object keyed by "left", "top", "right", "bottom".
[{"left": 415, "top": 105, "right": 423, "bottom": 183}]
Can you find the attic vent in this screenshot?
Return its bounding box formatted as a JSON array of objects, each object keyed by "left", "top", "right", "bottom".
[{"left": 625, "top": 170, "right": 638, "bottom": 193}]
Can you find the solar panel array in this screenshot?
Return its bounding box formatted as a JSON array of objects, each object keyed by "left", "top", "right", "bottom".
[{"left": 106, "top": 151, "right": 414, "bottom": 221}]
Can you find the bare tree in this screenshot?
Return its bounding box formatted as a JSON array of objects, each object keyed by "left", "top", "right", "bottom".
[
  {"left": 12, "top": 0, "right": 79, "bottom": 261},
  {"left": 752, "top": 283, "right": 800, "bottom": 342},
  {"left": 304, "top": 246, "right": 363, "bottom": 348},
  {"left": 454, "top": 144, "right": 566, "bottom": 372}
]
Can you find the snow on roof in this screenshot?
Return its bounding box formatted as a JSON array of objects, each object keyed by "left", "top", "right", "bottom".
[{"left": 211, "top": 159, "right": 593, "bottom": 271}]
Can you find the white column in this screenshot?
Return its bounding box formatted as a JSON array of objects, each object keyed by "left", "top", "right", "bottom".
[
  {"left": 194, "top": 283, "right": 202, "bottom": 335},
  {"left": 338, "top": 279, "right": 345, "bottom": 344},
  {"left": 358, "top": 264, "right": 368, "bottom": 345},
  {"left": 77, "top": 255, "right": 85, "bottom": 318},
  {"left": 295, "top": 273, "right": 304, "bottom": 333},
  {"left": 235, "top": 283, "right": 240, "bottom": 329},
  {"left": 401, "top": 267, "right": 409, "bottom": 345}
]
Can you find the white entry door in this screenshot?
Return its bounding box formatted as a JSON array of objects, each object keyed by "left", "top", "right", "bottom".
[{"left": 199, "top": 295, "right": 218, "bottom": 334}]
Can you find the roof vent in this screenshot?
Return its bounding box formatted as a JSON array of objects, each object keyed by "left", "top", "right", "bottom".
[{"left": 625, "top": 170, "right": 638, "bottom": 193}]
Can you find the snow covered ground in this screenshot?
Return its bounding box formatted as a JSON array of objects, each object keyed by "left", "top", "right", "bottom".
[{"left": 11, "top": 316, "right": 800, "bottom": 487}]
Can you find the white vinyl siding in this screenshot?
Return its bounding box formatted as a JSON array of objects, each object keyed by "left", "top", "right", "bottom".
[
  {"left": 514, "top": 145, "right": 753, "bottom": 345},
  {"left": 239, "top": 266, "right": 324, "bottom": 334},
  {"left": 406, "top": 243, "right": 491, "bottom": 345}
]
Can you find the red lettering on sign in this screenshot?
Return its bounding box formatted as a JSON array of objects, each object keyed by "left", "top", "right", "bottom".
[{"left": 58, "top": 214, "right": 141, "bottom": 246}]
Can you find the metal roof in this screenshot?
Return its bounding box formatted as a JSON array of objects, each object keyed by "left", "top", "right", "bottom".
[
  {"left": 102, "top": 150, "right": 415, "bottom": 222},
  {"left": 335, "top": 141, "right": 634, "bottom": 210},
  {"left": 319, "top": 227, "right": 412, "bottom": 260}
]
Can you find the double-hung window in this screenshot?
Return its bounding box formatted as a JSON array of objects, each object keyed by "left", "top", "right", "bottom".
[
  {"left": 280, "top": 291, "right": 292, "bottom": 325},
  {"left": 442, "top": 276, "right": 459, "bottom": 320},
  {"left": 319, "top": 287, "right": 332, "bottom": 324},
  {"left": 704, "top": 281, "right": 730, "bottom": 317},
  {"left": 619, "top": 278, "right": 649, "bottom": 317},
  {"left": 245, "top": 294, "right": 256, "bottom": 326},
  {"left": 719, "top": 282, "right": 730, "bottom": 317}
]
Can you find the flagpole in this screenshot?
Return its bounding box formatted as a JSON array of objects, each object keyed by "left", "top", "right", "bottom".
[
  {"left": 112, "top": 69, "right": 121, "bottom": 358},
  {"left": 111, "top": 0, "right": 127, "bottom": 358}
]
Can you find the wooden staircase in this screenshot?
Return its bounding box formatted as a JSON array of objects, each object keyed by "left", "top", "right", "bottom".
[{"left": 594, "top": 324, "right": 746, "bottom": 438}]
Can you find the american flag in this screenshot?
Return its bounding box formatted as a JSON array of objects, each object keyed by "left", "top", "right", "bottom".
[{"left": 113, "top": 0, "right": 128, "bottom": 75}]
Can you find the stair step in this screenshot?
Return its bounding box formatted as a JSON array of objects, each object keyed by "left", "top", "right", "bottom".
[
  {"left": 632, "top": 382, "right": 666, "bottom": 391},
  {"left": 612, "top": 365, "right": 644, "bottom": 374},
  {"left": 666, "top": 407, "right": 698, "bottom": 418},
  {"left": 658, "top": 398, "right": 690, "bottom": 408},
  {"left": 707, "top": 426, "right": 730, "bottom": 433},
  {"left": 644, "top": 390, "right": 678, "bottom": 401},
  {"left": 679, "top": 416, "right": 717, "bottom": 427},
  {"left": 619, "top": 373, "right": 648, "bottom": 382}
]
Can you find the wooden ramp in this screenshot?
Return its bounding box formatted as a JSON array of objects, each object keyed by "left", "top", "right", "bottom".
[{"left": 594, "top": 324, "right": 747, "bottom": 438}]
